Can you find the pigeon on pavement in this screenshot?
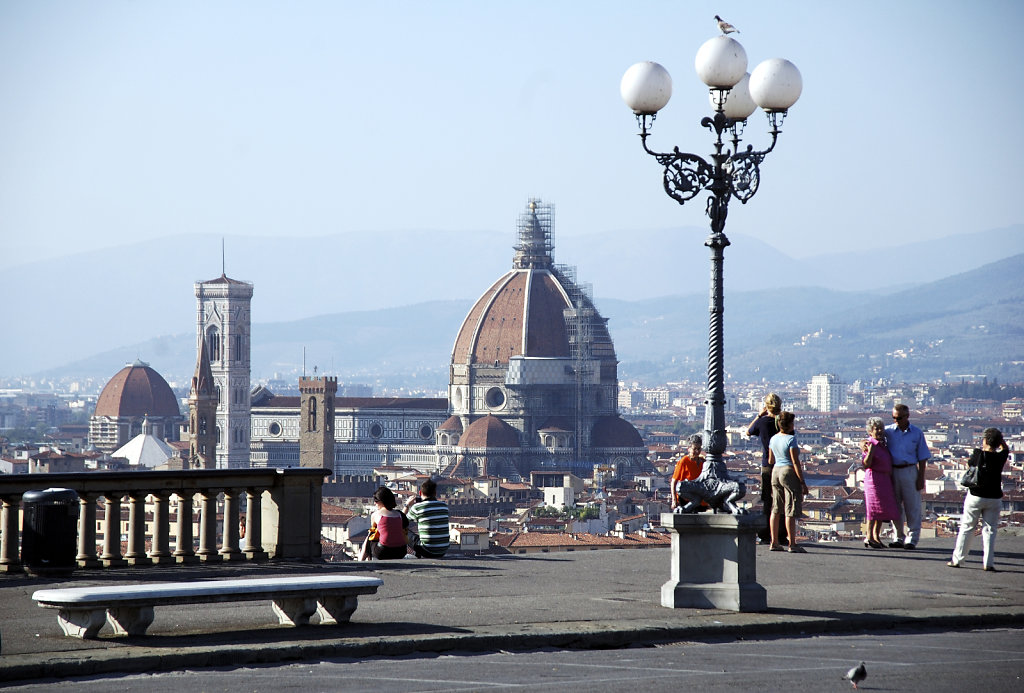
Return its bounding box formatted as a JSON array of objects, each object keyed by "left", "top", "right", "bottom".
[{"left": 843, "top": 661, "right": 867, "bottom": 689}]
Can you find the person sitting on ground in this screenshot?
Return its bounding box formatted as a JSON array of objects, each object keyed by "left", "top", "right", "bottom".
[
  {"left": 404, "top": 479, "right": 450, "bottom": 558},
  {"left": 359, "top": 486, "right": 409, "bottom": 561},
  {"left": 767, "top": 411, "right": 808, "bottom": 553}
]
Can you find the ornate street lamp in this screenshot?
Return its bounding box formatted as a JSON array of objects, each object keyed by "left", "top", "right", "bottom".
[{"left": 621, "top": 35, "right": 801, "bottom": 513}]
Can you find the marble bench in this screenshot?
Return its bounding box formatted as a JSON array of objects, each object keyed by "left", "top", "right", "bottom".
[{"left": 32, "top": 575, "right": 383, "bottom": 639}]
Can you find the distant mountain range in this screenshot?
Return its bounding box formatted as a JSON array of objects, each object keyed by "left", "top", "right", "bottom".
[{"left": 28, "top": 251, "right": 1024, "bottom": 389}]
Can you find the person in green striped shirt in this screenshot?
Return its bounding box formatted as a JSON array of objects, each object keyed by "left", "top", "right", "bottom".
[{"left": 405, "top": 479, "right": 450, "bottom": 558}]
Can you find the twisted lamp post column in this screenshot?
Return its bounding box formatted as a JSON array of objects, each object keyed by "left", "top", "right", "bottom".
[{"left": 621, "top": 35, "right": 801, "bottom": 509}]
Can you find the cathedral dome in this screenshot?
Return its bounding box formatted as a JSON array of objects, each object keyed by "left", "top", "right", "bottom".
[
  {"left": 461, "top": 415, "right": 521, "bottom": 448},
  {"left": 451, "top": 270, "right": 572, "bottom": 365},
  {"left": 438, "top": 415, "right": 464, "bottom": 432},
  {"left": 451, "top": 200, "right": 615, "bottom": 368},
  {"left": 590, "top": 415, "right": 645, "bottom": 448},
  {"left": 94, "top": 360, "right": 180, "bottom": 418}
]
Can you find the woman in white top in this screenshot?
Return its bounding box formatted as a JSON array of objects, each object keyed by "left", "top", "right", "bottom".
[{"left": 767, "top": 411, "right": 808, "bottom": 553}]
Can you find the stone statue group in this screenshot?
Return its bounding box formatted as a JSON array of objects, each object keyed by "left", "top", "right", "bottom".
[{"left": 673, "top": 433, "right": 747, "bottom": 515}]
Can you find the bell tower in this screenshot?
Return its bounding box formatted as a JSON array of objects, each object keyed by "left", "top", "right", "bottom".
[{"left": 195, "top": 273, "right": 253, "bottom": 469}]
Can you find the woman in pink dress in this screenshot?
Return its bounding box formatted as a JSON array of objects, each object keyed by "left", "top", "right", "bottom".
[{"left": 862, "top": 417, "right": 899, "bottom": 548}]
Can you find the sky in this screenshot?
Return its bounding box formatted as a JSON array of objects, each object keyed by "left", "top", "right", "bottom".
[{"left": 2, "top": 0, "right": 1023, "bottom": 269}]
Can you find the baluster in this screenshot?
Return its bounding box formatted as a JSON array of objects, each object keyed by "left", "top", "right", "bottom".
[
  {"left": 125, "top": 491, "right": 151, "bottom": 566},
  {"left": 174, "top": 491, "right": 198, "bottom": 563},
  {"left": 243, "top": 487, "right": 267, "bottom": 560},
  {"left": 101, "top": 493, "right": 126, "bottom": 567},
  {"left": 0, "top": 494, "right": 22, "bottom": 572},
  {"left": 219, "top": 488, "right": 242, "bottom": 561},
  {"left": 149, "top": 491, "right": 172, "bottom": 564},
  {"left": 197, "top": 490, "right": 219, "bottom": 561},
  {"left": 76, "top": 493, "right": 99, "bottom": 568}
]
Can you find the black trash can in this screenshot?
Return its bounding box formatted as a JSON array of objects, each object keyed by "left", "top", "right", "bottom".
[{"left": 22, "top": 488, "right": 80, "bottom": 577}]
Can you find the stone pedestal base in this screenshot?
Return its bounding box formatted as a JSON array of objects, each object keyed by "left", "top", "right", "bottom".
[{"left": 660, "top": 512, "right": 767, "bottom": 612}]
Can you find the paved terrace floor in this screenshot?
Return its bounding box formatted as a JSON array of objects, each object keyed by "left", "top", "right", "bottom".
[{"left": 2, "top": 536, "right": 1023, "bottom": 683}]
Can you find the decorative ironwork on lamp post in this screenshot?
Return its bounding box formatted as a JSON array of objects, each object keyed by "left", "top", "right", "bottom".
[{"left": 621, "top": 35, "right": 801, "bottom": 512}]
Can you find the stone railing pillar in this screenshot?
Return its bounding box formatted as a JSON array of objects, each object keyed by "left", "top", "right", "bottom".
[
  {"left": 0, "top": 495, "right": 21, "bottom": 573},
  {"left": 197, "top": 490, "right": 220, "bottom": 561},
  {"left": 174, "top": 492, "right": 197, "bottom": 564},
  {"left": 100, "top": 494, "right": 126, "bottom": 567},
  {"left": 219, "top": 488, "right": 243, "bottom": 561},
  {"left": 125, "top": 491, "right": 152, "bottom": 566},
  {"left": 76, "top": 493, "right": 99, "bottom": 568},
  {"left": 660, "top": 512, "right": 766, "bottom": 612},
  {"left": 149, "top": 491, "right": 173, "bottom": 564},
  {"left": 243, "top": 487, "right": 268, "bottom": 561}
]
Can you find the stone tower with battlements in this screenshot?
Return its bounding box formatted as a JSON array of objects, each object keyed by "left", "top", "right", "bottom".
[{"left": 299, "top": 376, "right": 336, "bottom": 469}]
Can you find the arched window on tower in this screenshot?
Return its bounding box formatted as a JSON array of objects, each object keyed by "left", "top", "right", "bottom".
[
  {"left": 199, "top": 415, "right": 208, "bottom": 435},
  {"left": 308, "top": 397, "right": 318, "bottom": 432},
  {"left": 233, "top": 334, "right": 243, "bottom": 361},
  {"left": 207, "top": 328, "right": 219, "bottom": 362},
  {"left": 206, "top": 326, "right": 221, "bottom": 362},
  {"left": 325, "top": 396, "right": 334, "bottom": 433}
]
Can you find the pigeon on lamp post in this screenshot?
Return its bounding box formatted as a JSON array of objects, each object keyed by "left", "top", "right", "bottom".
[{"left": 715, "top": 15, "right": 739, "bottom": 34}]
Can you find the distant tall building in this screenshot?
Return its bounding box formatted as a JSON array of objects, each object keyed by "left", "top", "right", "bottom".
[
  {"left": 195, "top": 274, "right": 253, "bottom": 468},
  {"left": 299, "top": 376, "right": 336, "bottom": 468},
  {"left": 808, "top": 373, "right": 848, "bottom": 412}
]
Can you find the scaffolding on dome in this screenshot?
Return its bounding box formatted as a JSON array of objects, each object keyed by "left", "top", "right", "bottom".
[
  {"left": 513, "top": 198, "right": 554, "bottom": 269},
  {"left": 557, "top": 264, "right": 596, "bottom": 464}
]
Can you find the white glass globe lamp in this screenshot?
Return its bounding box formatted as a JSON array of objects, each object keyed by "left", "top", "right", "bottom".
[
  {"left": 712, "top": 72, "right": 757, "bottom": 120},
  {"left": 620, "top": 61, "right": 672, "bottom": 115},
  {"left": 749, "top": 58, "right": 802, "bottom": 112},
  {"left": 694, "top": 36, "right": 747, "bottom": 89}
]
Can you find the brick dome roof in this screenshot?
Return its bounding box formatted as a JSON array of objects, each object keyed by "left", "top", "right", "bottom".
[
  {"left": 438, "top": 415, "right": 464, "bottom": 432},
  {"left": 450, "top": 200, "right": 616, "bottom": 370},
  {"left": 94, "top": 361, "right": 180, "bottom": 418},
  {"left": 461, "top": 415, "right": 521, "bottom": 448},
  {"left": 590, "top": 416, "right": 644, "bottom": 448},
  {"left": 451, "top": 269, "right": 572, "bottom": 366}
]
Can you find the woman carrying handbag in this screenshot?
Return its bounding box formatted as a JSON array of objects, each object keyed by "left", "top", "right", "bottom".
[{"left": 948, "top": 428, "right": 1009, "bottom": 571}]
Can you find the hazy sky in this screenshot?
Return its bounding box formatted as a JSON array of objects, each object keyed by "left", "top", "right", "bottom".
[{"left": 2, "top": 0, "right": 1022, "bottom": 268}]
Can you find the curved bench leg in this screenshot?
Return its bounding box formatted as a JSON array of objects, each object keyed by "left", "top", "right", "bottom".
[
  {"left": 272, "top": 597, "right": 317, "bottom": 626},
  {"left": 316, "top": 595, "right": 358, "bottom": 624},
  {"left": 107, "top": 606, "right": 155, "bottom": 636},
  {"left": 56, "top": 608, "right": 107, "bottom": 639}
]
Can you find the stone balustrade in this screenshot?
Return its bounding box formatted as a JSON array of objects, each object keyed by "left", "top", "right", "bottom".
[{"left": 0, "top": 468, "right": 329, "bottom": 574}]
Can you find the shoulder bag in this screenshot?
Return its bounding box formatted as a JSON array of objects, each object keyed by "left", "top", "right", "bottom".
[{"left": 960, "top": 449, "right": 982, "bottom": 491}]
